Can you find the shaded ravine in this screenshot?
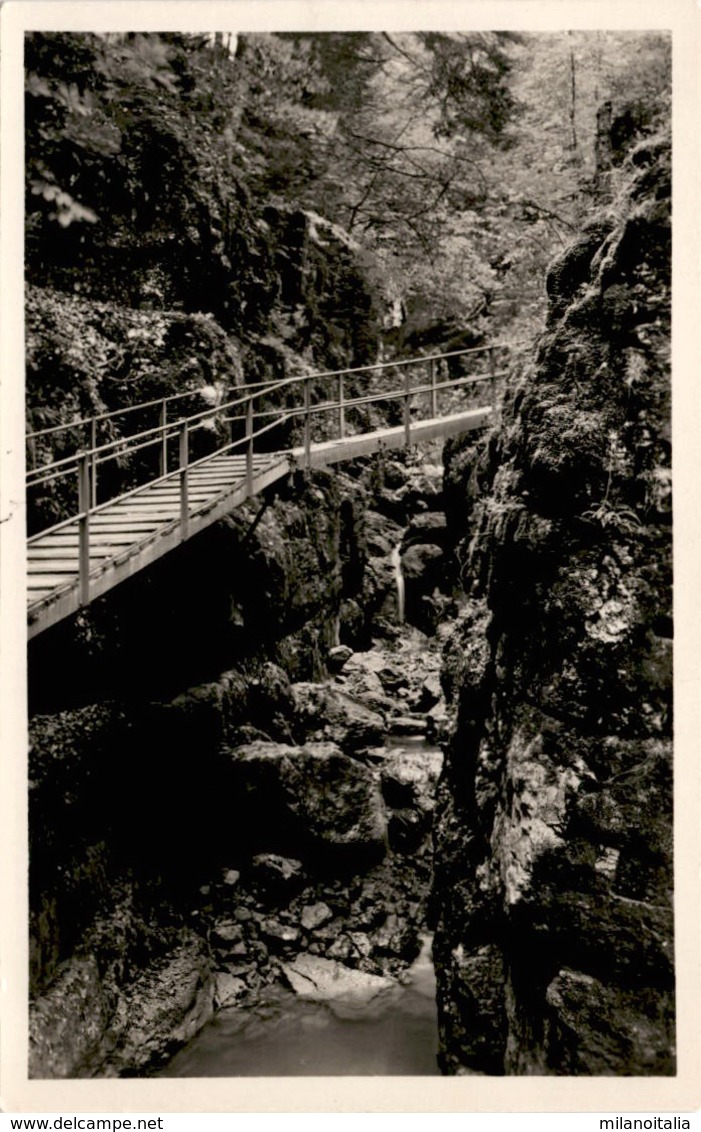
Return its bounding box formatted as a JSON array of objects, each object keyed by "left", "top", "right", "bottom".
[
  {"left": 28, "top": 456, "right": 455, "bottom": 1079},
  {"left": 154, "top": 620, "right": 449, "bottom": 1077}
]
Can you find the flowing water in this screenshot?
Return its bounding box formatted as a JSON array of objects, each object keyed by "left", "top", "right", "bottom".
[
  {"left": 390, "top": 543, "right": 405, "bottom": 625},
  {"left": 159, "top": 934, "right": 439, "bottom": 1077}
]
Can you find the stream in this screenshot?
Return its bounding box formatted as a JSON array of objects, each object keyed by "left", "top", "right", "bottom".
[
  {"left": 160, "top": 934, "right": 439, "bottom": 1076},
  {"left": 156, "top": 554, "right": 446, "bottom": 1077}
]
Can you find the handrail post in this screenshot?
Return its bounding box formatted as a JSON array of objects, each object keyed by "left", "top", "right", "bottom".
[
  {"left": 160, "top": 400, "right": 168, "bottom": 477},
  {"left": 179, "top": 421, "right": 189, "bottom": 539},
  {"left": 89, "top": 418, "right": 97, "bottom": 509},
  {"left": 429, "top": 358, "right": 437, "bottom": 418},
  {"left": 304, "top": 377, "right": 311, "bottom": 469},
  {"left": 246, "top": 394, "right": 254, "bottom": 497},
  {"left": 489, "top": 347, "right": 497, "bottom": 410},
  {"left": 338, "top": 373, "right": 345, "bottom": 439},
  {"left": 77, "top": 450, "right": 90, "bottom": 606},
  {"left": 404, "top": 366, "right": 411, "bottom": 446}
]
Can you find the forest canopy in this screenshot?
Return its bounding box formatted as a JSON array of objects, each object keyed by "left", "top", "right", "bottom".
[{"left": 26, "top": 29, "right": 671, "bottom": 368}]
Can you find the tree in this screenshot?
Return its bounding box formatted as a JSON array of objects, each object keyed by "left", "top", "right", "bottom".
[{"left": 25, "top": 29, "right": 671, "bottom": 357}]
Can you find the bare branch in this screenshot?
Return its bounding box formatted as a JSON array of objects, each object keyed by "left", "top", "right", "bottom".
[{"left": 380, "top": 32, "right": 432, "bottom": 78}]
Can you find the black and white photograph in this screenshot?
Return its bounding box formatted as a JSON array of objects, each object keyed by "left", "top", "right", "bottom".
[{"left": 0, "top": 0, "right": 699, "bottom": 1114}]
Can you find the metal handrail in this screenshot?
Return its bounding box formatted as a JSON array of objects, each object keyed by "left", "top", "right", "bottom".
[
  {"left": 26, "top": 407, "right": 299, "bottom": 543},
  {"left": 25, "top": 375, "right": 286, "bottom": 443},
  {"left": 26, "top": 340, "right": 514, "bottom": 459},
  {"left": 27, "top": 364, "right": 498, "bottom": 487},
  {"left": 27, "top": 342, "right": 513, "bottom": 606},
  {"left": 27, "top": 359, "right": 503, "bottom": 492},
  {"left": 241, "top": 370, "right": 500, "bottom": 427}
]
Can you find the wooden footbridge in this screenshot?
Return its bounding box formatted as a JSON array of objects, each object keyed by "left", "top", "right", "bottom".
[{"left": 26, "top": 343, "right": 510, "bottom": 638}]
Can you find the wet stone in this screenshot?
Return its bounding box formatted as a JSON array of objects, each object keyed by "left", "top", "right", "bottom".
[
  {"left": 327, "top": 936, "right": 353, "bottom": 961},
  {"left": 328, "top": 646, "right": 354, "bottom": 672},
  {"left": 213, "top": 974, "right": 247, "bottom": 1009},
  {"left": 281, "top": 953, "right": 394, "bottom": 1006},
  {"left": 389, "top": 715, "right": 428, "bottom": 736},
  {"left": 211, "top": 921, "right": 244, "bottom": 948},
  {"left": 348, "top": 932, "right": 373, "bottom": 958},
  {"left": 261, "top": 919, "right": 301, "bottom": 947},
  {"left": 300, "top": 902, "right": 334, "bottom": 931}
]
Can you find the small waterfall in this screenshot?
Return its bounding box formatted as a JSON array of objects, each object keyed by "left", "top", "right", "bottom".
[{"left": 391, "top": 543, "right": 405, "bottom": 625}]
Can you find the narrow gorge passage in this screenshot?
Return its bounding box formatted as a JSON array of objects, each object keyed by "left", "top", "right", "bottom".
[
  {"left": 28, "top": 450, "right": 461, "bottom": 1079},
  {"left": 152, "top": 620, "right": 450, "bottom": 1077},
  {"left": 21, "top": 26, "right": 677, "bottom": 1089}
]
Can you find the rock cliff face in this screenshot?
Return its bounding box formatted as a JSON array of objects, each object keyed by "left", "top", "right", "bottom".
[
  {"left": 26, "top": 194, "right": 391, "bottom": 539},
  {"left": 433, "top": 133, "right": 673, "bottom": 1075}
]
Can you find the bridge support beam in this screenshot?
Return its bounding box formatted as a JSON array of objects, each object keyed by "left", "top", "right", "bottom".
[
  {"left": 160, "top": 400, "right": 168, "bottom": 477},
  {"left": 404, "top": 367, "right": 411, "bottom": 446},
  {"left": 246, "top": 395, "right": 254, "bottom": 497},
  {"left": 179, "top": 422, "right": 189, "bottom": 539},
  {"left": 77, "top": 450, "right": 91, "bottom": 606},
  {"left": 304, "top": 378, "right": 311, "bottom": 469},
  {"left": 90, "top": 418, "right": 97, "bottom": 509},
  {"left": 429, "top": 359, "right": 437, "bottom": 418},
  {"left": 338, "top": 374, "right": 345, "bottom": 439}
]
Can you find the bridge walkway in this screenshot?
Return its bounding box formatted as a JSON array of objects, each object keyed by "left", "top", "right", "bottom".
[{"left": 26, "top": 344, "right": 508, "bottom": 638}]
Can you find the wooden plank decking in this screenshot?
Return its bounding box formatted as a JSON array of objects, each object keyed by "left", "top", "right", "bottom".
[{"left": 27, "top": 405, "right": 492, "bottom": 639}]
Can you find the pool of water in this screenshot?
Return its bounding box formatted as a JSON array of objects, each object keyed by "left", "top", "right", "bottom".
[{"left": 159, "top": 935, "right": 440, "bottom": 1077}]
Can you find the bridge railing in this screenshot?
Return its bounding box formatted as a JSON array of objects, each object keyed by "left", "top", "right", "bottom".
[{"left": 27, "top": 343, "right": 513, "bottom": 601}]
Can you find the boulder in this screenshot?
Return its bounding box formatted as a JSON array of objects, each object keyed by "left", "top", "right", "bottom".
[
  {"left": 364, "top": 510, "right": 404, "bottom": 558},
  {"left": 248, "top": 853, "right": 305, "bottom": 900},
  {"left": 213, "top": 973, "right": 247, "bottom": 1009},
  {"left": 335, "top": 668, "right": 395, "bottom": 716},
  {"left": 300, "top": 902, "right": 334, "bottom": 931},
  {"left": 210, "top": 921, "right": 245, "bottom": 949},
  {"left": 104, "top": 934, "right": 214, "bottom": 1075},
  {"left": 226, "top": 741, "right": 388, "bottom": 867},
  {"left": 401, "top": 543, "right": 444, "bottom": 585},
  {"left": 414, "top": 672, "right": 443, "bottom": 711},
  {"left": 380, "top": 749, "right": 442, "bottom": 811},
  {"left": 377, "top": 666, "right": 408, "bottom": 694},
  {"left": 404, "top": 511, "right": 448, "bottom": 548},
  {"left": 260, "top": 918, "right": 301, "bottom": 949},
  {"left": 292, "top": 683, "right": 386, "bottom": 751},
  {"left": 373, "top": 913, "right": 420, "bottom": 962},
  {"left": 378, "top": 463, "right": 443, "bottom": 523},
  {"left": 281, "top": 953, "right": 395, "bottom": 1015},
  {"left": 543, "top": 968, "right": 675, "bottom": 1075},
  {"left": 327, "top": 645, "right": 353, "bottom": 672},
  {"left": 387, "top": 807, "right": 431, "bottom": 852}
]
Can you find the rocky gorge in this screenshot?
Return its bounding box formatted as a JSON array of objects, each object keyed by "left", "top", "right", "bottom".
[
  {"left": 23, "top": 32, "right": 675, "bottom": 1081},
  {"left": 28, "top": 454, "right": 454, "bottom": 1077}
]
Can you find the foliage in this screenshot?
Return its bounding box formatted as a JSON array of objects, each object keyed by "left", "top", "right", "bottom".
[
  {"left": 25, "top": 285, "right": 246, "bottom": 529},
  {"left": 25, "top": 29, "right": 671, "bottom": 387}
]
